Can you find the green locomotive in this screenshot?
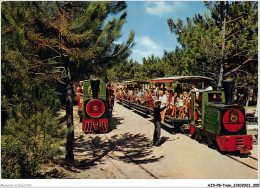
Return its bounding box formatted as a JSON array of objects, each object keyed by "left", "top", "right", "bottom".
[
  {"left": 189, "top": 80, "right": 252, "bottom": 153},
  {"left": 81, "top": 79, "right": 113, "bottom": 133}
]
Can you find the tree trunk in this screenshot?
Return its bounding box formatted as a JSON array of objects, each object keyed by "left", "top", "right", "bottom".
[
  {"left": 217, "top": 16, "right": 226, "bottom": 90},
  {"left": 65, "top": 57, "right": 74, "bottom": 161}
]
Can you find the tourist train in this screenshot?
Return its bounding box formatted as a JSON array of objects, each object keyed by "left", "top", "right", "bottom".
[{"left": 116, "top": 76, "right": 253, "bottom": 154}]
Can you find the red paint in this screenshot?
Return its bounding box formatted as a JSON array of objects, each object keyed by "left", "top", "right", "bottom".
[
  {"left": 216, "top": 135, "right": 252, "bottom": 153},
  {"left": 82, "top": 119, "right": 108, "bottom": 133},
  {"left": 195, "top": 111, "right": 198, "bottom": 121},
  {"left": 86, "top": 99, "right": 105, "bottom": 118},
  {"left": 222, "top": 109, "right": 244, "bottom": 132},
  {"left": 78, "top": 96, "right": 83, "bottom": 111},
  {"left": 189, "top": 124, "right": 195, "bottom": 135}
]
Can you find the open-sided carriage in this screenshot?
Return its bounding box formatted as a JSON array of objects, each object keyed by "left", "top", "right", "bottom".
[
  {"left": 150, "top": 76, "right": 215, "bottom": 125},
  {"left": 117, "top": 80, "right": 152, "bottom": 113}
]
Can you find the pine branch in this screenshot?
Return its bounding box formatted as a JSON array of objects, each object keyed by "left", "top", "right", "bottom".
[
  {"left": 224, "top": 59, "right": 257, "bottom": 77},
  {"left": 229, "top": 50, "right": 250, "bottom": 58},
  {"left": 39, "top": 44, "right": 61, "bottom": 56},
  {"left": 225, "top": 25, "right": 253, "bottom": 41},
  {"left": 41, "top": 55, "right": 62, "bottom": 63},
  {"left": 225, "top": 15, "right": 245, "bottom": 25}
]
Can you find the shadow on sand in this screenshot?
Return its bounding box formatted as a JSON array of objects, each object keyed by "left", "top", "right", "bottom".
[{"left": 47, "top": 132, "right": 167, "bottom": 178}]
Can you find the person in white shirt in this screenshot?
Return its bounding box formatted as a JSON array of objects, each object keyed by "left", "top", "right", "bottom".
[
  {"left": 189, "top": 83, "right": 199, "bottom": 99},
  {"left": 176, "top": 94, "right": 185, "bottom": 118},
  {"left": 205, "top": 82, "right": 213, "bottom": 90}
]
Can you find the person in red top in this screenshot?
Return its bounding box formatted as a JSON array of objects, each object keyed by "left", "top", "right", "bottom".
[
  {"left": 77, "top": 81, "right": 84, "bottom": 120},
  {"left": 77, "top": 81, "right": 83, "bottom": 97}
]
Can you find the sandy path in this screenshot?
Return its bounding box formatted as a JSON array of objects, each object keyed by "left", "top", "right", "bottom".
[{"left": 41, "top": 101, "right": 258, "bottom": 180}]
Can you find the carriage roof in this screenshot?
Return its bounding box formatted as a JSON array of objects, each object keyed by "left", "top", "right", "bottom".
[
  {"left": 123, "top": 80, "right": 149, "bottom": 84},
  {"left": 150, "top": 76, "right": 214, "bottom": 83}
]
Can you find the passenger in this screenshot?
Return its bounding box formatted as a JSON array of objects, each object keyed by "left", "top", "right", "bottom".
[
  {"left": 205, "top": 82, "right": 213, "bottom": 90},
  {"left": 153, "top": 100, "right": 167, "bottom": 146},
  {"left": 189, "top": 83, "right": 199, "bottom": 99},
  {"left": 176, "top": 94, "right": 185, "bottom": 118},
  {"left": 133, "top": 89, "right": 138, "bottom": 103},
  {"left": 77, "top": 81, "right": 83, "bottom": 97},
  {"left": 190, "top": 83, "right": 198, "bottom": 91},
  {"left": 161, "top": 83, "right": 166, "bottom": 93},
  {"left": 169, "top": 92, "right": 178, "bottom": 117},
  {"left": 140, "top": 90, "right": 146, "bottom": 105},
  {"left": 151, "top": 90, "right": 157, "bottom": 100},
  {"left": 119, "top": 88, "right": 123, "bottom": 98},
  {"left": 168, "top": 90, "right": 174, "bottom": 104},
  {"left": 182, "top": 91, "right": 190, "bottom": 118},
  {"left": 137, "top": 89, "right": 144, "bottom": 104},
  {"left": 154, "top": 85, "right": 159, "bottom": 99},
  {"left": 183, "top": 91, "right": 189, "bottom": 99},
  {"left": 159, "top": 90, "right": 168, "bottom": 124},
  {"left": 147, "top": 90, "right": 154, "bottom": 111}
]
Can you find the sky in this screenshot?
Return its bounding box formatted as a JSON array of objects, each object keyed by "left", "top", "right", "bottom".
[{"left": 114, "top": 1, "right": 210, "bottom": 64}]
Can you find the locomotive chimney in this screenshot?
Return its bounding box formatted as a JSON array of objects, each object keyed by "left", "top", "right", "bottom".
[
  {"left": 90, "top": 79, "right": 100, "bottom": 99},
  {"left": 222, "top": 80, "right": 235, "bottom": 105}
]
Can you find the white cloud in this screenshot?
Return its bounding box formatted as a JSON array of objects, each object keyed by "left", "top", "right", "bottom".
[
  {"left": 139, "top": 36, "right": 161, "bottom": 50},
  {"left": 130, "top": 36, "right": 163, "bottom": 63},
  {"left": 145, "top": 2, "right": 172, "bottom": 16},
  {"left": 145, "top": 2, "right": 187, "bottom": 16}
]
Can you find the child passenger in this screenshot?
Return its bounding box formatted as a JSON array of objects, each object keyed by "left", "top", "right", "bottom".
[{"left": 176, "top": 94, "right": 185, "bottom": 118}]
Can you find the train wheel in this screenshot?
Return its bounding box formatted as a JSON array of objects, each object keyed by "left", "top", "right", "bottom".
[
  {"left": 207, "top": 137, "right": 216, "bottom": 149},
  {"left": 195, "top": 132, "right": 202, "bottom": 143},
  {"left": 201, "top": 135, "right": 207, "bottom": 145},
  {"left": 180, "top": 125, "right": 185, "bottom": 134}
]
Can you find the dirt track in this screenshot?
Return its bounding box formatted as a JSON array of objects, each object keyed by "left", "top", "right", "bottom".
[{"left": 40, "top": 101, "right": 258, "bottom": 179}]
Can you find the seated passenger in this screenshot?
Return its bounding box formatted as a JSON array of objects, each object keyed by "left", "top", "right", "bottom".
[
  {"left": 183, "top": 91, "right": 189, "bottom": 99},
  {"left": 147, "top": 90, "right": 154, "bottom": 111},
  {"left": 189, "top": 83, "right": 199, "bottom": 99},
  {"left": 176, "top": 94, "right": 185, "bottom": 118},
  {"left": 151, "top": 90, "right": 157, "bottom": 100},
  {"left": 205, "top": 82, "right": 213, "bottom": 90},
  {"left": 169, "top": 92, "right": 177, "bottom": 117}
]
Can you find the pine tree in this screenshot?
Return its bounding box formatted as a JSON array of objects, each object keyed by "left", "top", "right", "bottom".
[
  {"left": 1, "top": 2, "right": 65, "bottom": 178},
  {"left": 18, "top": 2, "right": 134, "bottom": 161},
  {"left": 167, "top": 1, "right": 258, "bottom": 88},
  {"left": 2, "top": 2, "right": 135, "bottom": 174}
]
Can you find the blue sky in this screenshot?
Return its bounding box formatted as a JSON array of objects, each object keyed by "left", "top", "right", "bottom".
[{"left": 115, "top": 1, "right": 210, "bottom": 63}]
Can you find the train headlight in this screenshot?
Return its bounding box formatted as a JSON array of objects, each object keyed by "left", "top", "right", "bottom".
[
  {"left": 229, "top": 109, "right": 238, "bottom": 122},
  {"left": 86, "top": 99, "right": 105, "bottom": 118}
]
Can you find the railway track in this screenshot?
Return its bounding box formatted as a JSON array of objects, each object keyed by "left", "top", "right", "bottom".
[
  {"left": 225, "top": 154, "right": 258, "bottom": 171},
  {"left": 91, "top": 134, "right": 159, "bottom": 179}
]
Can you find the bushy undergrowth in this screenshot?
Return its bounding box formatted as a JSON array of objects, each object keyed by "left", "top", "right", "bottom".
[{"left": 1, "top": 104, "right": 66, "bottom": 178}]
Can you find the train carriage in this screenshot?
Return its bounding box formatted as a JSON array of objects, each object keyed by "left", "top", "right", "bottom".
[
  {"left": 80, "top": 79, "right": 113, "bottom": 133},
  {"left": 150, "top": 76, "right": 215, "bottom": 126}
]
